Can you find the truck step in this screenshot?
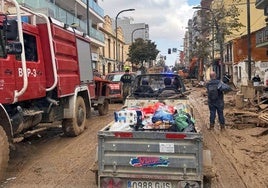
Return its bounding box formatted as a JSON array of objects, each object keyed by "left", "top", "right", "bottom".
[{"left": 22, "top": 109, "right": 43, "bottom": 116}]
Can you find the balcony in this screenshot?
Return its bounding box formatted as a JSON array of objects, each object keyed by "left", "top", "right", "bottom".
[
  {"left": 255, "top": 0, "right": 268, "bottom": 9},
  {"left": 80, "top": 0, "right": 104, "bottom": 18},
  {"left": 256, "top": 27, "right": 268, "bottom": 48},
  {"left": 17, "top": 0, "right": 104, "bottom": 43}
]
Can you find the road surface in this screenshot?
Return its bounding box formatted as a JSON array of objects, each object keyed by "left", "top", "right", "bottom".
[{"left": 1, "top": 86, "right": 267, "bottom": 188}]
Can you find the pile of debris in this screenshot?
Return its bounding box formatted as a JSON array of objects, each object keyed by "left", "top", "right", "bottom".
[
  {"left": 187, "top": 79, "right": 268, "bottom": 127},
  {"left": 225, "top": 84, "right": 268, "bottom": 127}
]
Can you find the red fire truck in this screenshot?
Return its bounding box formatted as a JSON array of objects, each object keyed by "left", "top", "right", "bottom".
[{"left": 0, "top": 0, "right": 110, "bottom": 180}]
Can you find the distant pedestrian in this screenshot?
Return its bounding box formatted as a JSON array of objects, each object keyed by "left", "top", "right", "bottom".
[
  {"left": 206, "top": 71, "right": 231, "bottom": 131},
  {"left": 252, "top": 75, "right": 261, "bottom": 86},
  {"left": 120, "top": 69, "right": 134, "bottom": 101}
]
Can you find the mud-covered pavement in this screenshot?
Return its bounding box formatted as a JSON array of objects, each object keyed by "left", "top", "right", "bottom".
[
  {"left": 190, "top": 87, "right": 268, "bottom": 188},
  {"left": 1, "top": 86, "right": 268, "bottom": 188}
]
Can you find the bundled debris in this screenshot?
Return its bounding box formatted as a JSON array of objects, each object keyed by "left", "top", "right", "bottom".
[{"left": 110, "top": 102, "right": 196, "bottom": 132}]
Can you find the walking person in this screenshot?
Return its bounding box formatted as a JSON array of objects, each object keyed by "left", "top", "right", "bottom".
[
  {"left": 120, "top": 69, "right": 134, "bottom": 101},
  {"left": 206, "top": 71, "right": 231, "bottom": 131}
]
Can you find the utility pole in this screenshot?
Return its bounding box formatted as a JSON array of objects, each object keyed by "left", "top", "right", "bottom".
[{"left": 247, "top": 0, "right": 252, "bottom": 82}]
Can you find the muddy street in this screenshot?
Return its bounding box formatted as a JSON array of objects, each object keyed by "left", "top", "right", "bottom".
[
  {"left": 1, "top": 87, "right": 268, "bottom": 188},
  {"left": 1, "top": 104, "right": 122, "bottom": 188}
]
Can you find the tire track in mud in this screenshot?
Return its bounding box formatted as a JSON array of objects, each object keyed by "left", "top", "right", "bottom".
[{"left": 1, "top": 104, "right": 122, "bottom": 188}]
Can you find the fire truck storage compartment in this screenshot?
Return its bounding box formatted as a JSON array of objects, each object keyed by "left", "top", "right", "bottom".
[{"left": 76, "top": 38, "right": 93, "bottom": 83}]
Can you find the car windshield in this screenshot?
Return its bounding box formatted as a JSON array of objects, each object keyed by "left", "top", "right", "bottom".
[
  {"left": 133, "top": 74, "right": 185, "bottom": 92},
  {"left": 106, "top": 73, "right": 136, "bottom": 82},
  {"left": 129, "top": 74, "right": 187, "bottom": 99},
  {"left": 106, "top": 74, "right": 123, "bottom": 82}
]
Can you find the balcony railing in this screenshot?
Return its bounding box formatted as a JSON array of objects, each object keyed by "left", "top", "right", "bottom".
[
  {"left": 256, "top": 27, "right": 268, "bottom": 48},
  {"left": 16, "top": 0, "right": 104, "bottom": 43},
  {"left": 80, "top": 0, "right": 104, "bottom": 17}
]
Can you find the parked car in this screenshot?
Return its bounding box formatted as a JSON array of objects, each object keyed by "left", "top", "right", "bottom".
[{"left": 105, "top": 72, "right": 136, "bottom": 103}]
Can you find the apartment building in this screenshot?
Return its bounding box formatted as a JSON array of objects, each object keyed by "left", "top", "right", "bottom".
[
  {"left": 116, "top": 17, "right": 149, "bottom": 45},
  {"left": 185, "top": 0, "right": 268, "bottom": 85},
  {"left": 17, "top": 0, "right": 105, "bottom": 70},
  {"left": 98, "top": 15, "right": 127, "bottom": 75},
  {"left": 216, "top": 0, "right": 267, "bottom": 86}
]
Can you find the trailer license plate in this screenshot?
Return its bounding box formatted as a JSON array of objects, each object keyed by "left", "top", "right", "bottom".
[{"left": 127, "top": 180, "right": 171, "bottom": 188}]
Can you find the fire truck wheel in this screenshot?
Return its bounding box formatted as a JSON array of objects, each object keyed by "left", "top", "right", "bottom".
[
  {"left": 62, "top": 96, "right": 86, "bottom": 137},
  {"left": 0, "top": 126, "right": 9, "bottom": 181},
  {"left": 98, "top": 99, "right": 109, "bottom": 116}
]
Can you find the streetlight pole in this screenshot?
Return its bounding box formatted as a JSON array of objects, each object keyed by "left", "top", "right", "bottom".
[
  {"left": 86, "top": 0, "right": 89, "bottom": 36},
  {"left": 131, "top": 27, "right": 145, "bottom": 43},
  {"left": 115, "top": 8, "right": 135, "bottom": 71},
  {"left": 193, "top": 6, "right": 224, "bottom": 80}
]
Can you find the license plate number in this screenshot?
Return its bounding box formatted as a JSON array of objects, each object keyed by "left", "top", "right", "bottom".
[{"left": 127, "top": 180, "right": 171, "bottom": 188}]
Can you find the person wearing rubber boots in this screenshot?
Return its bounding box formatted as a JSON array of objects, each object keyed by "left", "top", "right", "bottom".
[{"left": 206, "top": 71, "right": 231, "bottom": 131}]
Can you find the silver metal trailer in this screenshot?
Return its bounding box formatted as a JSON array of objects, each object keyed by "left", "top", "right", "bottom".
[
  {"left": 97, "top": 125, "right": 203, "bottom": 188},
  {"left": 93, "top": 74, "right": 210, "bottom": 188}
]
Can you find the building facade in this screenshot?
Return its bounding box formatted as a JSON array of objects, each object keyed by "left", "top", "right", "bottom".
[
  {"left": 17, "top": 0, "right": 105, "bottom": 70},
  {"left": 98, "top": 15, "right": 128, "bottom": 75},
  {"left": 115, "top": 17, "right": 149, "bottom": 45},
  {"left": 185, "top": 0, "right": 268, "bottom": 85}
]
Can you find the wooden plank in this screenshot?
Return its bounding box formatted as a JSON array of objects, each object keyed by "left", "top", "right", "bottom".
[{"left": 258, "top": 113, "right": 268, "bottom": 123}]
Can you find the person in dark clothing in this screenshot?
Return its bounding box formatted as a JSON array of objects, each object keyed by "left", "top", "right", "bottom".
[
  {"left": 120, "top": 69, "right": 134, "bottom": 101},
  {"left": 172, "top": 77, "right": 181, "bottom": 90},
  {"left": 252, "top": 75, "right": 261, "bottom": 86},
  {"left": 206, "top": 71, "right": 230, "bottom": 131},
  {"left": 120, "top": 69, "right": 133, "bottom": 84},
  {"left": 158, "top": 77, "right": 179, "bottom": 96},
  {"left": 134, "top": 79, "right": 154, "bottom": 97},
  {"left": 252, "top": 75, "right": 261, "bottom": 82},
  {"left": 163, "top": 77, "right": 172, "bottom": 87}
]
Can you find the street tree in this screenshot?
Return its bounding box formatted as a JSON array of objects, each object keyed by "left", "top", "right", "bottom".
[
  {"left": 128, "top": 38, "right": 159, "bottom": 72},
  {"left": 192, "top": 0, "right": 244, "bottom": 80}
]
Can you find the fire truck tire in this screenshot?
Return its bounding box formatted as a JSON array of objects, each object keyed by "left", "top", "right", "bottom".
[
  {"left": 62, "top": 96, "right": 86, "bottom": 137},
  {"left": 0, "top": 126, "right": 9, "bottom": 181},
  {"left": 98, "top": 99, "right": 109, "bottom": 116}
]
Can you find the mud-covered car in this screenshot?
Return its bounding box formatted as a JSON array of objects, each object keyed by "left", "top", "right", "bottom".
[
  {"left": 129, "top": 73, "right": 186, "bottom": 98},
  {"left": 105, "top": 72, "right": 136, "bottom": 102}
]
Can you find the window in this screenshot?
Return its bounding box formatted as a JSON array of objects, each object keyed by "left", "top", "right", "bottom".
[{"left": 16, "top": 33, "right": 38, "bottom": 62}]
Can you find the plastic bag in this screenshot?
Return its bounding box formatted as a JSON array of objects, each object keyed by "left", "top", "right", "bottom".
[
  {"left": 174, "top": 113, "right": 189, "bottom": 131},
  {"left": 109, "top": 122, "right": 133, "bottom": 131},
  {"left": 174, "top": 111, "right": 195, "bottom": 132},
  {"left": 152, "top": 109, "right": 174, "bottom": 123}
]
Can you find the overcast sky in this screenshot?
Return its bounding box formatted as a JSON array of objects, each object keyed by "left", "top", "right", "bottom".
[{"left": 98, "top": 0, "right": 200, "bottom": 66}]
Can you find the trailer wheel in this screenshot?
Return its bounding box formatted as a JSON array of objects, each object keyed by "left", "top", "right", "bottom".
[
  {"left": 98, "top": 99, "right": 109, "bottom": 116},
  {"left": 62, "top": 96, "right": 86, "bottom": 137},
  {"left": 0, "top": 126, "right": 9, "bottom": 181}
]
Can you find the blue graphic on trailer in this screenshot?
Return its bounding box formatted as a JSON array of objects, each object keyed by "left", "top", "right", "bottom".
[{"left": 129, "top": 156, "right": 169, "bottom": 167}]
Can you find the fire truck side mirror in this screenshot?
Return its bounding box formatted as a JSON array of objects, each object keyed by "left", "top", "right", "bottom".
[
  {"left": 6, "top": 19, "right": 18, "bottom": 40},
  {"left": 6, "top": 41, "right": 22, "bottom": 54}
]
